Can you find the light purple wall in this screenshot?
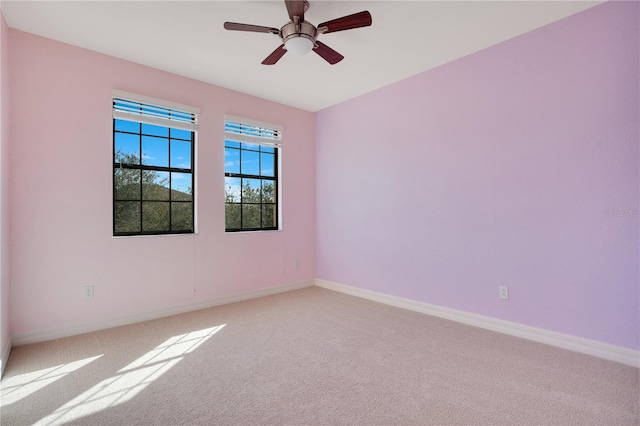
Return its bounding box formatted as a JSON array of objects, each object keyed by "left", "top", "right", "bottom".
[
  {"left": 8, "top": 30, "right": 315, "bottom": 336},
  {"left": 1, "top": 12, "right": 11, "bottom": 368},
  {"left": 316, "top": 2, "right": 639, "bottom": 350}
]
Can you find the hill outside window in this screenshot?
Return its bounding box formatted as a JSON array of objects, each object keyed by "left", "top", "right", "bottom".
[
  {"left": 224, "top": 116, "right": 282, "bottom": 232},
  {"left": 112, "top": 90, "right": 199, "bottom": 236}
]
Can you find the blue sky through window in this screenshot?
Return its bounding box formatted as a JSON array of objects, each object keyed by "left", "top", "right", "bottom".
[
  {"left": 142, "top": 136, "right": 169, "bottom": 167},
  {"left": 224, "top": 141, "right": 276, "bottom": 177},
  {"left": 171, "top": 140, "right": 191, "bottom": 169},
  {"left": 142, "top": 123, "right": 169, "bottom": 137},
  {"left": 260, "top": 152, "right": 274, "bottom": 176},
  {"left": 114, "top": 119, "right": 193, "bottom": 196},
  {"left": 225, "top": 148, "right": 240, "bottom": 174},
  {"left": 115, "top": 119, "right": 140, "bottom": 133},
  {"left": 241, "top": 150, "right": 260, "bottom": 175},
  {"left": 171, "top": 172, "right": 192, "bottom": 195},
  {"left": 170, "top": 128, "right": 191, "bottom": 140},
  {"left": 115, "top": 132, "right": 140, "bottom": 163}
]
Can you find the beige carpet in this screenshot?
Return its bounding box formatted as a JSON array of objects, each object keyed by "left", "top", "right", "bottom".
[{"left": 1, "top": 287, "right": 638, "bottom": 425}]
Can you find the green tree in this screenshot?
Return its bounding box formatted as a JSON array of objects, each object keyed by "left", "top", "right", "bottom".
[
  {"left": 114, "top": 151, "right": 192, "bottom": 233},
  {"left": 225, "top": 182, "right": 241, "bottom": 230},
  {"left": 225, "top": 180, "right": 276, "bottom": 230}
]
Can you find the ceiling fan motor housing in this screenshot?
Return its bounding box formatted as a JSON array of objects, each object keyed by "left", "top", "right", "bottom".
[{"left": 281, "top": 21, "right": 317, "bottom": 54}]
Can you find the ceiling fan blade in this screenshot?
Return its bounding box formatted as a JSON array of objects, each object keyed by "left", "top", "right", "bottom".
[
  {"left": 262, "top": 44, "right": 288, "bottom": 65},
  {"left": 224, "top": 22, "right": 279, "bottom": 34},
  {"left": 313, "top": 41, "right": 344, "bottom": 65},
  {"left": 285, "top": 0, "right": 305, "bottom": 22},
  {"left": 318, "top": 11, "right": 372, "bottom": 34}
]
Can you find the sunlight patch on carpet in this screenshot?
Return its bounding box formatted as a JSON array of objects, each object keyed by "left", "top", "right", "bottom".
[
  {"left": 35, "top": 324, "right": 226, "bottom": 425},
  {"left": 1, "top": 355, "right": 103, "bottom": 405}
]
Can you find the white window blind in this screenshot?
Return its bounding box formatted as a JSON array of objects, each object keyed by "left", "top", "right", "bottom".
[
  {"left": 112, "top": 90, "right": 199, "bottom": 132},
  {"left": 224, "top": 115, "right": 283, "bottom": 146}
]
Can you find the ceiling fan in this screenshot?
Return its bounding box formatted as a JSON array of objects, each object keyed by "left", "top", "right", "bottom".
[{"left": 223, "top": 0, "right": 372, "bottom": 65}]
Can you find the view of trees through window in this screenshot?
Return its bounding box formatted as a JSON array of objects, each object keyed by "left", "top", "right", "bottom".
[
  {"left": 113, "top": 118, "right": 194, "bottom": 235},
  {"left": 224, "top": 140, "right": 278, "bottom": 231}
]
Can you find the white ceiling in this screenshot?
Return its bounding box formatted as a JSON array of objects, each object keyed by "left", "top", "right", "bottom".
[{"left": 2, "top": 0, "right": 602, "bottom": 112}]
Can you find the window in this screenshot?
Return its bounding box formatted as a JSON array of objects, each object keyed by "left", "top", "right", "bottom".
[
  {"left": 112, "top": 90, "right": 199, "bottom": 236},
  {"left": 224, "top": 116, "right": 282, "bottom": 232}
]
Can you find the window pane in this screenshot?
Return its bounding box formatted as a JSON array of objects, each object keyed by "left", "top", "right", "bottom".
[
  {"left": 171, "top": 202, "right": 193, "bottom": 231},
  {"left": 142, "top": 136, "right": 169, "bottom": 167},
  {"left": 225, "top": 203, "right": 241, "bottom": 229},
  {"left": 262, "top": 180, "right": 275, "bottom": 203},
  {"left": 115, "top": 133, "right": 140, "bottom": 164},
  {"left": 242, "top": 204, "right": 260, "bottom": 229},
  {"left": 225, "top": 140, "right": 240, "bottom": 149},
  {"left": 171, "top": 172, "right": 192, "bottom": 200},
  {"left": 115, "top": 201, "right": 141, "bottom": 233},
  {"left": 261, "top": 145, "right": 274, "bottom": 153},
  {"left": 142, "top": 171, "right": 169, "bottom": 201},
  {"left": 241, "top": 150, "right": 260, "bottom": 175},
  {"left": 260, "top": 152, "right": 275, "bottom": 177},
  {"left": 225, "top": 177, "right": 241, "bottom": 202},
  {"left": 224, "top": 148, "right": 240, "bottom": 174},
  {"left": 142, "top": 123, "right": 169, "bottom": 137},
  {"left": 170, "top": 140, "right": 192, "bottom": 169},
  {"left": 171, "top": 128, "right": 191, "bottom": 140},
  {"left": 115, "top": 168, "right": 141, "bottom": 200},
  {"left": 115, "top": 119, "right": 140, "bottom": 133},
  {"left": 262, "top": 204, "right": 276, "bottom": 228},
  {"left": 240, "top": 143, "right": 260, "bottom": 151},
  {"left": 142, "top": 202, "right": 170, "bottom": 232},
  {"left": 242, "top": 178, "right": 261, "bottom": 203}
]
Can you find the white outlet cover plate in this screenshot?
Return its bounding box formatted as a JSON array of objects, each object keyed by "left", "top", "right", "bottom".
[{"left": 499, "top": 286, "right": 509, "bottom": 300}]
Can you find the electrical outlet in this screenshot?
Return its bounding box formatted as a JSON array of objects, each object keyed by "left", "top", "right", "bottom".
[
  {"left": 83, "top": 285, "right": 94, "bottom": 299},
  {"left": 499, "top": 286, "right": 509, "bottom": 300}
]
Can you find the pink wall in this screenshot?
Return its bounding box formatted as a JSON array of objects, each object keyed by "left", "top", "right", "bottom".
[
  {"left": 1, "top": 12, "right": 10, "bottom": 368},
  {"left": 8, "top": 29, "right": 315, "bottom": 336},
  {"left": 316, "top": 2, "right": 639, "bottom": 350}
]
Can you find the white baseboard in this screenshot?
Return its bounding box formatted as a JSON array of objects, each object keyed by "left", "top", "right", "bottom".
[
  {"left": 1, "top": 337, "right": 11, "bottom": 379},
  {"left": 12, "top": 280, "right": 314, "bottom": 346},
  {"left": 315, "top": 279, "right": 639, "bottom": 368}
]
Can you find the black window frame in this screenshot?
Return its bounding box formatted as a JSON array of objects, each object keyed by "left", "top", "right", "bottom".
[
  {"left": 224, "top": 118, "right": 282, "bottom": 233},
  {"left": 224, "top": 141, "right": 279, "bottom": 232},
  {"left": 112, "top": 97, "right": 196, "bottom": 237}
]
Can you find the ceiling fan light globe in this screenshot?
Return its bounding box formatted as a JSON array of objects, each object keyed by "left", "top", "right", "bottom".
[{"left": 285, "top": 36, "right": 314, "bottom": 55}]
